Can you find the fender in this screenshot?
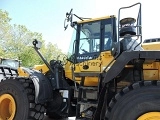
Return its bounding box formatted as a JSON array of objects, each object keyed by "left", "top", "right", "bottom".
[
  {"left": 103, "top": 50, "right": 160, "bottom": 84},
  {"left": 22, "top": 67, "right": 53, "bottom": 103}
]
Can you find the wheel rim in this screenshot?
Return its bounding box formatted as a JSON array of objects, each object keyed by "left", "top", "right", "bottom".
[
  {"left": 138, "top": 112, "right": 160, "bottom": 120},
  {"left": 0, "top": 94, "right": 16, "bottom": 120}
]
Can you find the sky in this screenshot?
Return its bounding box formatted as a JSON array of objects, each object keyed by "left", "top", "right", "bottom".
[{"left": 0, "top": 0, "right": 160, "bottom": 53}]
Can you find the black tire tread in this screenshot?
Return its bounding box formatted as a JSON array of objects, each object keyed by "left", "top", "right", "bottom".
[
  {"left": 105, "top": 80, "right": 160, "bottom": 120},
  {"left": 17, "top": 77, "right": 45, "bottom": 120}
]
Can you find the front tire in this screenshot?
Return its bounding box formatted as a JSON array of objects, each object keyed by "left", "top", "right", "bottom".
[
  {"left": 105, "top": 81, "right": 160, "bottom": 120},
  {"left": 0, "top": 78, "right": 45, "bottom": 120}
]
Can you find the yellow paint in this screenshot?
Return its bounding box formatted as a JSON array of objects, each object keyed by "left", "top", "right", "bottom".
[
  {"left": 137, "top": 112, "right": 160, "bottom": 120},
  {"left": 77, "top": 15, "right": 116, "bottom": 24},
  {"left": 0, "top": 94, "right": 16, "bottom": 120},
  {"left": 78, "top": 60, "right": 101, "bottom": 72},
  {"left": 18, "top": 67, "right": 29, "bottom": 77},
  {"left": 33, "top": 64, "right": 49, "bottom": 73},
  {"left": 64, "top": 51, "right": 114, "bottom": 86},
  {"left": 18, "top": 64, "right": 49, "bottom": 77},
  {"left": 142, "top": 42, "right": 160, "bottom": 50},
  {"left": 143, "top": 70, "right": 158, "bottom": 80},
  {"left": 142, "top": 43, "right": 160, "bottom": 81}
]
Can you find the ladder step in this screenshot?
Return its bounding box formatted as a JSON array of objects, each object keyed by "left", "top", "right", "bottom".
[
  {"left": 76, "top": 117, "right": 91, "bottom": 120},
  {"left": 78, "top": 101, "right": 98, "bottom": 107},
  {"left": 79, "top": 86, "right": 98, "bottom": 90}
]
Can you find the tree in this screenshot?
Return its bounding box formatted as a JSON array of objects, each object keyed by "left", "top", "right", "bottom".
[
  {"left": 0, "top": 10, "right": 12, "bottom": 56},
  {"left": 0, "top": 9, "right": 65, "bottom": 67},
  {"left": 0, "top": 10, "right": 12, "bottom": 40},
  {"left": 42, "top": 42, "right": 63, "bottom": 61}
]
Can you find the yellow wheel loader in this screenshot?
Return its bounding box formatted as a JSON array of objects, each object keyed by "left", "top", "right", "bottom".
[{"left": 1, "top": 2, "right": 160, "bottom": 120}]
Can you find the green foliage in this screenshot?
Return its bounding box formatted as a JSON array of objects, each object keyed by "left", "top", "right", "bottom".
[
  {"left": 19, "top": 47, "right": 43, "bottom": 67},
  {"left": 0, "top": 10, "right": 12, "bottom": 42},
  {"left": 0, "top": 9, "right": 64, "bottom": 67},
  {"left": 42, "top": 42, "right": 63, "bottom": 61}
]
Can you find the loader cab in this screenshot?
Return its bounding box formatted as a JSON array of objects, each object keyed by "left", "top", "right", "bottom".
[
  {"left": 0, "top": 58, "right": 20, "bottom": 69},
  {"left": 67, "top": 16, "right": 117, "bottom": 63}
]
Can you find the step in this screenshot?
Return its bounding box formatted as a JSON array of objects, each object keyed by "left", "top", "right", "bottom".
[
  {"left": 78, "top": 100, "right": 98, "bottom": 107},
  {"left": 79, "top": 86, "right": 98, "bottom": 90}
]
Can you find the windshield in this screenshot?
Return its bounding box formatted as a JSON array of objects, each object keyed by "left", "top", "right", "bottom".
[
  {"left": 67, "top": 26, "right": 77, "bottom": 62},
  {"left": 79, "top": 22, "right": 100, "bottom": 54},
  {"left": 1, "top": 59, "right": 19, "bottom": 68}
]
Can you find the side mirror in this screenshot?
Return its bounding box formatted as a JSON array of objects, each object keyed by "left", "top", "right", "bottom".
[
  {"left": 64, "top": 9, "right": 73, "bottom": 30},
  {"left": 32, "top": 39, "right": 42, "bottom": 49}
]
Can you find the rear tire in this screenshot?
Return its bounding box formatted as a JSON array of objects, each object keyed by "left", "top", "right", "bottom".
[
  {"left": 105, "top": 81, "right": 160, "bottom": 120},
  {"left": 0, "top": 77, "right": 45, "bottom": 120}
]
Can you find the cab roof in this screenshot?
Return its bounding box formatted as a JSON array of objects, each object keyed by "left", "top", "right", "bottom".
[{"left": 77, "top": 15, "right": 116, "bottom": 24}]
